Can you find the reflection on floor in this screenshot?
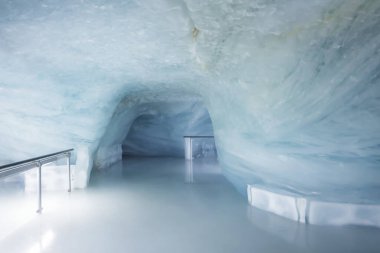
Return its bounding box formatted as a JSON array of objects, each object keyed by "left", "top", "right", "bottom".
[{"left": 1, "top": 157, "right": 380, "bottom": 253}]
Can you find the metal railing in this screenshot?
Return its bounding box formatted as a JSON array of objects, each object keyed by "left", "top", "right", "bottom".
[
  {"left": 183, "top": 136, "right": 215, "bottom": 160},
  {"left": 0, "top": 149, "right": 74, "bottom": 213}
]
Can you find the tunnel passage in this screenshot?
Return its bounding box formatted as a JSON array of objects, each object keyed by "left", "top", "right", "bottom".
[
  {"left": 123, "top": 100, "right": 217, "bottom": 158},
  {"left": 93, "top": 91, "right": 218, "bottom": 171}
]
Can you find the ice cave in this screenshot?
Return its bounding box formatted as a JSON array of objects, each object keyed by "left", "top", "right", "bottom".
[{"left": 0, "top": 0, "right": 380, "bottom": 252}]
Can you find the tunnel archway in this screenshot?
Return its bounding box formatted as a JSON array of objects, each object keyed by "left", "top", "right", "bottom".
[
  {"left": 93, "top": 90, "right": 218, "bottom": 171},
  {"left": 123, "top": 99, "right": 217, "bottom": 158}
]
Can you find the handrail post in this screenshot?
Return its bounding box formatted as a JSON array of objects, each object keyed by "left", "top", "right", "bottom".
[
  {"left": 36, "top": 161, "right": 43, "bottom": 213},
  {"left": 0, "top": 148, "right": 74, "bottom": 214},
  {"left": 190, "top": 137, "right": 193, "bottom": 160},
  {"left": 67, "top": 152, "right": 72, "bottom": 192}
]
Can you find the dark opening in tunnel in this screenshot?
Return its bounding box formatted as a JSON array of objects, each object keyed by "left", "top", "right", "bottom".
[
  {"left": 93, "top": 91, "right": 218, "bottom": 171},
  {"left": 122, "top": 99, "right": 217, "bottom": 158}
]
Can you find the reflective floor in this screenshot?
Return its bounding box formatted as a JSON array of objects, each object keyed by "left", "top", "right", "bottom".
[{"left": 1, "top": 157, "right": 380, "bottom": 253}]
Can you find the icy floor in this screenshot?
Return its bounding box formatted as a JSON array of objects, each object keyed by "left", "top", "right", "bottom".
[{"left": 1, "top": 158, "right": 380, "bottom": 253}]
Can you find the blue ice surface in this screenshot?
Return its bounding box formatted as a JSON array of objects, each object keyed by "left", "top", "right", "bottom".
[{"left": 0, "top": 0, "right": 379, "bottom": 208}]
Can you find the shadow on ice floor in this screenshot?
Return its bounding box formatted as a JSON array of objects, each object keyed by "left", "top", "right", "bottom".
[{"left": 1, "top": 157, "right": 380, "bottom": 253}]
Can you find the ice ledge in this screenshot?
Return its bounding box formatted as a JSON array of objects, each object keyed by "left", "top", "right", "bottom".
[{"left": 247, "top": 185, "right": 380, "bottom": 228}]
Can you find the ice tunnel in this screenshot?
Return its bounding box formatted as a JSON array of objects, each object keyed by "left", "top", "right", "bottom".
[
  {"left": 93, "top": 91, "right": 217, "bottom": 169},
  {"left": 1, "top": 0, "right": 380, "bottom": 236},
  {"left": 122, "top": 99, "right": 216, "bottom": 158}
]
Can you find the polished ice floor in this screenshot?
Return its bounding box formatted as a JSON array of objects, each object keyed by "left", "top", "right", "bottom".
[{"left": 1, "top": 157, "right": 380, "bottom": 253}]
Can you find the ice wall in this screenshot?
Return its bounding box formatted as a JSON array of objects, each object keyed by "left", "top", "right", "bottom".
[{"left": 0, "top": 0, "right": 379, "bottom": 213}]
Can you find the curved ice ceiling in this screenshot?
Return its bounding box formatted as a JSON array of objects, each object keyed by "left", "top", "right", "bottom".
[{"left": 0, "top": 0, "right": 379, "bottom": 204}]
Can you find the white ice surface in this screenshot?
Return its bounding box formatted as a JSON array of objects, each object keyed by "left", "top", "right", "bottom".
[{"left": 1, "top": 158, "right": 380, "bottom": 253}]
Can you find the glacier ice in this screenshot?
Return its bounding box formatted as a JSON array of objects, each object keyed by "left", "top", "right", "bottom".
[{"left": 0, "top": 0, "right": 380, "bottom": 226}]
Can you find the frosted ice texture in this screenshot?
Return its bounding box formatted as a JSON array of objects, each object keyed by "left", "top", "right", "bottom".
[{"left": 0, "top": 0, "right": 379, "bottom": 208}]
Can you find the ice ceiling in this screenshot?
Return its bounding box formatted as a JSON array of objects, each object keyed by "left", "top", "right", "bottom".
[{"left": 0, "top": 0, "right": 379, "bottom": 203}]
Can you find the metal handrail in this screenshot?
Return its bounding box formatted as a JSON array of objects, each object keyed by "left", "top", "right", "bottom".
[
  {"left": 183, "top": 136, "right": 215, "bottom": 160},
  {"left": 183, "top": 136, "right": 214, "bottom": 138},
  {"left": 0, "top": 148, "right": 74, "bottom": 213}
]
